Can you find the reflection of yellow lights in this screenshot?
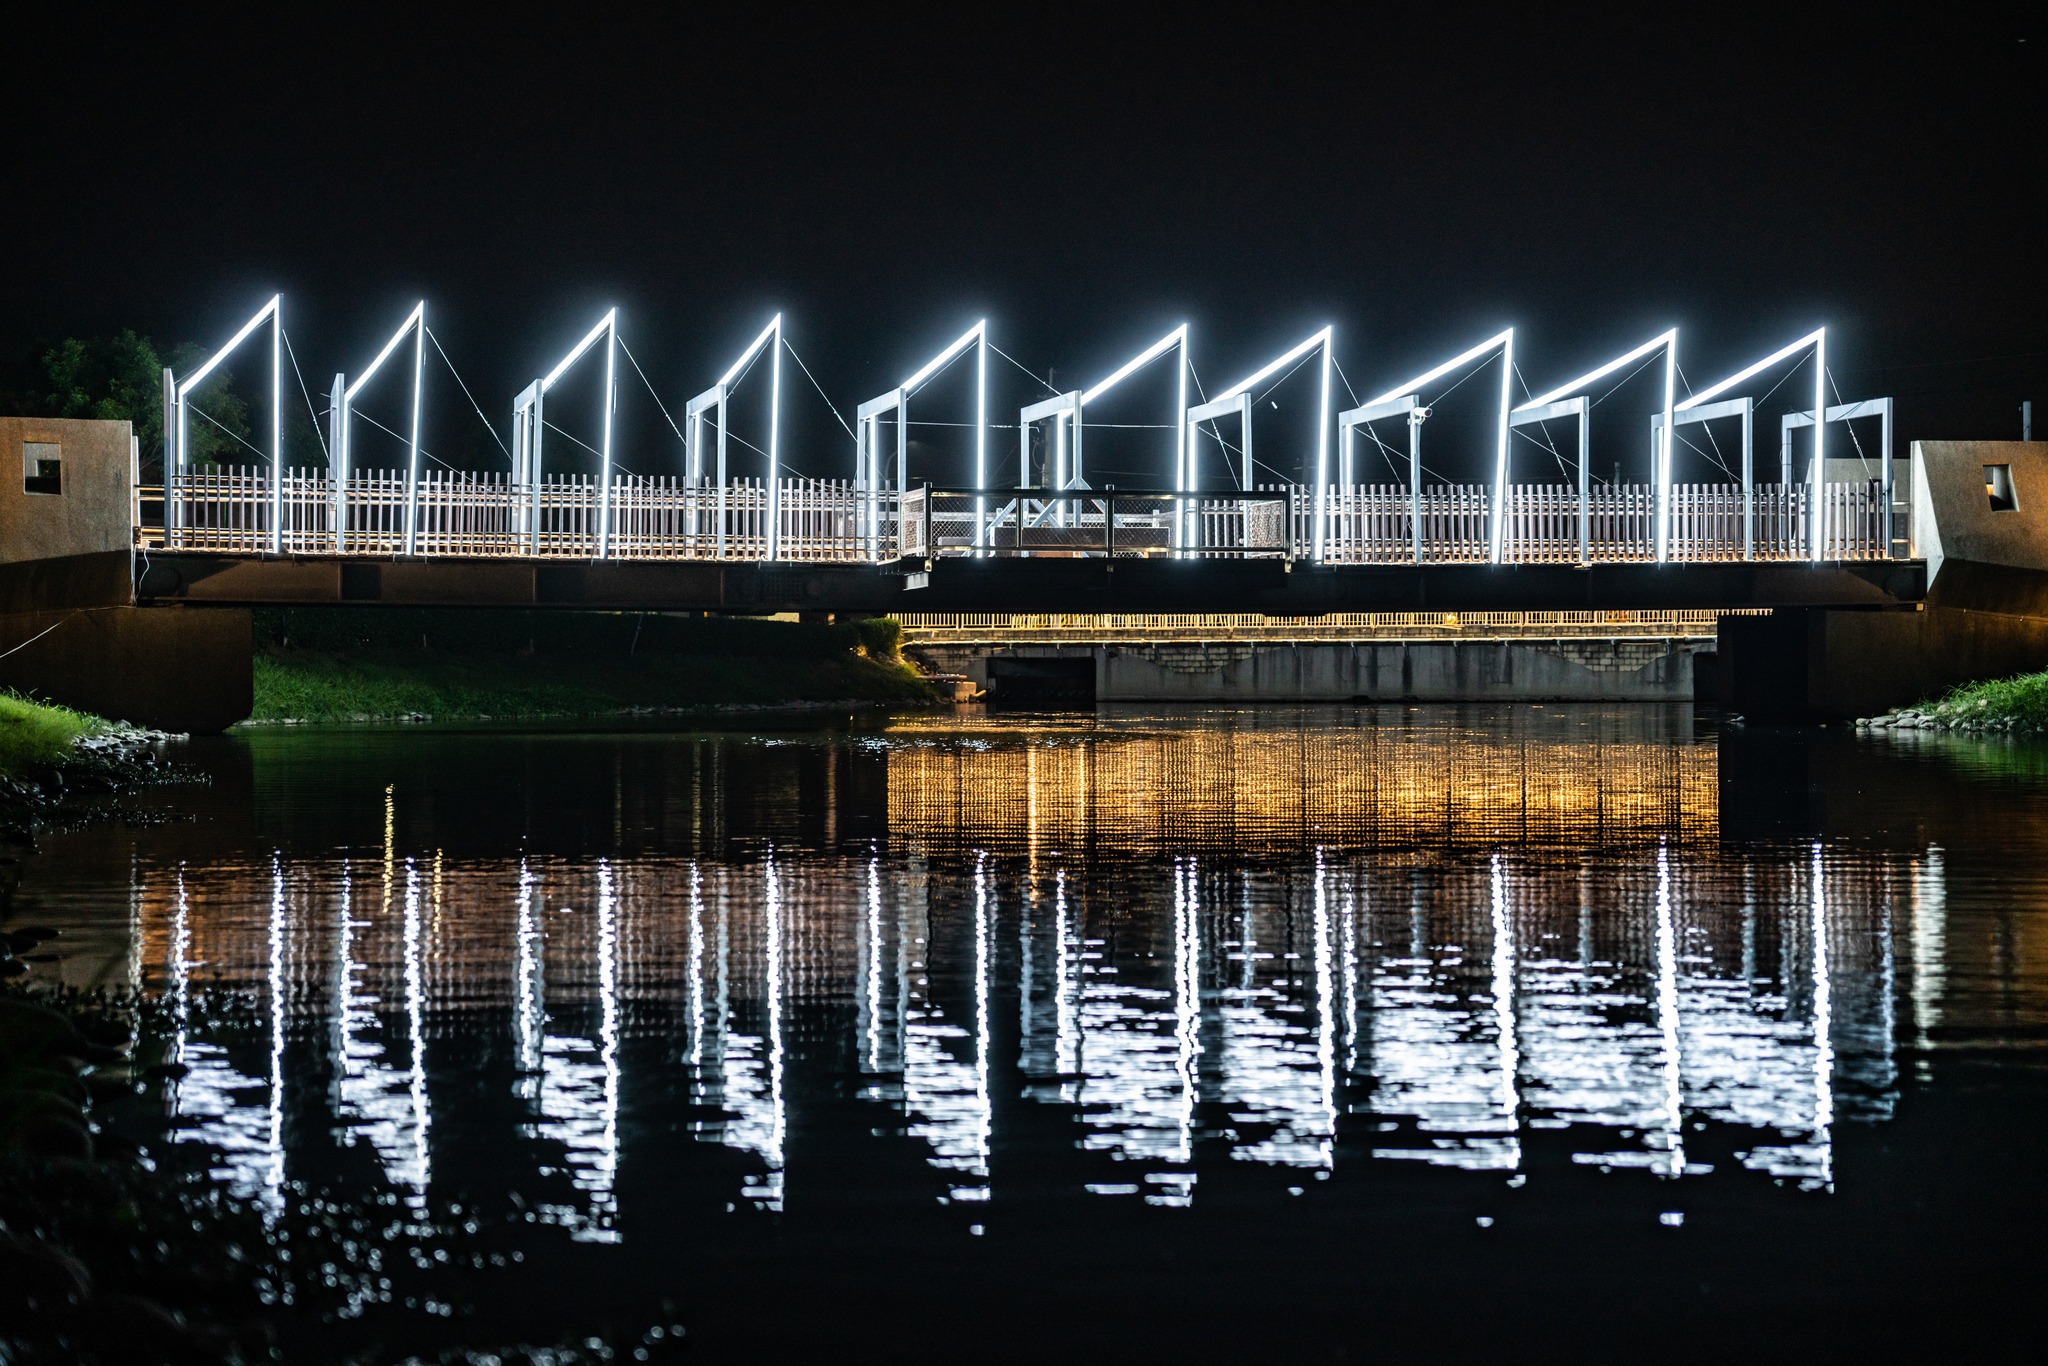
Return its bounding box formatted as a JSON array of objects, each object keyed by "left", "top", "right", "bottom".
[{"left": 884, "top": 714, "right": 1716, "bottom": 852}]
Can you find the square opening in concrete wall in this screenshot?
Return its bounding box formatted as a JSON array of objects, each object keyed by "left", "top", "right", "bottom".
[
  {"left": 1985, "top": 463, "right": 2017, "bottom": 512},
  {"left": 21, "top": 441, "right": 61, "bottom": 496}
]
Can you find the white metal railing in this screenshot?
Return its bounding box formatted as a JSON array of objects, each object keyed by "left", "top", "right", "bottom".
[
  {"left": 897, "top": 609, "right": 1754, "bottom": 643},
  {"left": 147, "top": 470, "right": 1895, "bottom": 565}
]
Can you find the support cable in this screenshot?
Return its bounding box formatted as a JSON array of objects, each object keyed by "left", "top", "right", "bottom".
[
  {"left": 279, "top": 329, "right": 330, "bottom": 463},
  {"left": 1828, "top": 370, "right": 1873, "bottom": 468},
  {"left": 783, "top": 339, "right": 857, "bottom": 444},
  {"left": 1331, "top": 356, "right": 1361, "bottom": 407},
  {"left": 989, "top": 342, "right": 1060, "bottom": 396},
  {"left": 425, "top": 327, "right": 512, "bottom": 464},
  {"left": 189, "top": 405, "right": 273, "bottom": 463},
  {"left": 541, "top": 418, "right": 636, "bottom": 477},
  {"left": 616, "top": 336, "right": 689, "bottom": 447},
  {"left": 353, "top": 409, "right": 461, "bottom": 473}
]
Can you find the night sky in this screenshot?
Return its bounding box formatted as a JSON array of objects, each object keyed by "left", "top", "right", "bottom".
[{"left": 7, "top": 14, "right": 2042, "bottom": 488}]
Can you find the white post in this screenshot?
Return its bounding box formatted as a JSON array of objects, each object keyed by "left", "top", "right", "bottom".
[
  {"left": 270, "top": 307, "right": 283, "bottom": 554},
  {"left": 596, "top": 317, "right": 617, "bottom": 559},
  {"left": 1810, "top": 330, "right": 1827, "bottom": 562},
  {"left": 767, "top": 317, "right": 783, "bottom": 562},
  {"left": 329, "top": 373, "right": 346, "bottom": 552}
]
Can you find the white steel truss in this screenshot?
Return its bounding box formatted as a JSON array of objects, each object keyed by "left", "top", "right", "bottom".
[
  {"left": 1344, "top": 329, "right": 1515, "bottom": 563},
  {"left": 1674, "top": 329, "right": 1830, "bottom": 562},
  {"left": 685, "top": 314, "right": 782, "bottom": 559},
  {"left": 1019, "top": 325, "right": 1190, "bottom": 533},
  {"left": 164, "top": 295, "right": 283, "bottom": 550},
  {"left": 857, "top": 321, "right": 986, "bottom": 554},
  {"left": 1517, "top": 329, "right": 1678, "bottom": 563},
  {"left": 1187, "top": 327, "right": 1334, "bottom": 558},
  {"left": 328, "top": 302, "right": 426, "bottom": 554},
  {"left": 511, "top": 309, "right": 618, "bottom": 557}
]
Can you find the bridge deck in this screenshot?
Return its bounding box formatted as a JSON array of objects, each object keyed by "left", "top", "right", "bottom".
[{"left": 137, "top": 552, "right": 1925, "bottom": 615}]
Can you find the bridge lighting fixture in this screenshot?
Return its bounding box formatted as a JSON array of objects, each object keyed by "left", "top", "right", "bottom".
[
  {"left": 857, "top": 321, "right": 988, "bottom": 553},
  {"left": 336, "top": 302, "right": 426, "bottom": 554},
  {"left": 513, "top": 308, "right": 619, "bottom": 557},
  {"left": 1346, "top": 330, "right": 1515, "bottom": 564},
  {"left": 168, "top": 295, "right": 283, "bottom": 551},
  {"left": 1517, "top": 329, "right": 1678, "bottom": 563},
  {"left": 1676, "top": 329, "right": 1830, "bottom": 562},
  {"left": 1196, "top": 327, "right": 1335, "bottom": 559},
  {"left": 688, "top": 314, "right": 783, "bottom": 558}
]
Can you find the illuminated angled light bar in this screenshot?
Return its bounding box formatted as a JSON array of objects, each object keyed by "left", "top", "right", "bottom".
[
  {"left": 164, "top": 295, "right": 283, "bottom": 550},
  {"left": 511, "top": 309, "right": 618, "bottom": 557},
  {"left": 856, "top": 321, "right": 987, "bottom": 554},
  {"left": 329, "top": 302, "right": 426, "bottom": 554},
  {"left": 1019, "top": 325, "right": 1191, "bottom": 536},
  {"left": 1186, "top": 327, "right": 1335, "bottom": 559},
  {"left": 1673, "top": 328, "right": 1832, "bottom": 562},
  {"left": 1516, "top": 329, "right": 1678, "bottom": 563},
  {"left": 1345, "top": 329, "right": 1514, "bottom": 564},
  {"left": 685, "top": 314, "right": 783, "bottom": 559}
]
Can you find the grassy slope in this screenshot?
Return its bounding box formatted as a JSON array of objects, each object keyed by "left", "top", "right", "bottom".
[
  {"left": 1905, "top": 670, "right": 2048, "bottom": 730},
  {"left": 251, "top": 648, "right": 935, "bottom": 722},
  {"left": 0, "top": 693, "right": 105, "bottom": 774}
]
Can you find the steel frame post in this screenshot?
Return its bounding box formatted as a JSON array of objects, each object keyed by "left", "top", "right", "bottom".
[
  {"left": 1337, "top": 394, "right": 1423, "bottom": 563},
  {"left": 327, "top": 373, "right": 345, "bottom": 550},
  {"left": 160, "top": 367, "right": 177, "bottom": 540},
  {"left": 1652, "top": 395, "right": 1755, "bottom": 561},
  {"left": 517, "top": 310, "right": 619, "bottom": 559},
  {"left": 1510, "top": 397, "right": 1590, "bottom": 564},
  {"left": 1781, "top": 396, "right": 1893, "bottom": 560},
  {"left": 859, "top": 322, "right": 985, "bottom": 558},
  {"left": 1516, "top": 329, "right": 1677, "bottom": 565},
  {"left": 1360, "top": 330, "right": 1515, "bottom": 566},
  {"left": 341, "top": 303, "right": 427, "bottom": 555},
  {"left": 1193, "top": 328, "right": 1334, "bottom": 559}
]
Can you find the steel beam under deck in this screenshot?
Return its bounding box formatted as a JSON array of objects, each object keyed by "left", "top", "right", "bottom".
[{"left": 136, "top": 552, "right": 1924, "bottom": 616}]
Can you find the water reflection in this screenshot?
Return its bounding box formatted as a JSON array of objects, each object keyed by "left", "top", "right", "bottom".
[{"left": 106, "top": 708, "right": 1977, "bottom": 1233}]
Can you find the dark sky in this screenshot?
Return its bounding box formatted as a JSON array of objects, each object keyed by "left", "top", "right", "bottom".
[{"left": 7, "top": 13, "right": 2042, "bottom": 487}]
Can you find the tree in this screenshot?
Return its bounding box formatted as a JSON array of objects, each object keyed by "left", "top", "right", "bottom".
[{"left": 12, "top": 330, "right": 254, "bottom": 468}]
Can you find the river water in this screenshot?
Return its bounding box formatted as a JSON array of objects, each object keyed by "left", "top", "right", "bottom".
[{"left": 16, "top": 705, "right": 2048, "bottom": 1360}]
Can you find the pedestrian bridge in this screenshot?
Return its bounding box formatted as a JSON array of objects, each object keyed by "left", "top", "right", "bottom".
[
  {"left": 134, "top": 299, "right": 1925, "bottom": 615},
  {"left": 135, "top": 476, "right": 1919, "bottom": 616}
]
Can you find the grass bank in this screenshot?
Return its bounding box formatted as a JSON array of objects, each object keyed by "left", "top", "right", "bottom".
[
  {"left": 250, "top": 609, "right": 937, "bottom": 723},
  {"left": 0, "top": 693, "right": 106, "bottom": 775},
  {"left": 1861, "top": 668, "right": 2048, "bottom": 735}
]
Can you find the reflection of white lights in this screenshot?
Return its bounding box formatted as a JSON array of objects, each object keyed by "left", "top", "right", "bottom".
[
  {"left": 1911, "top": 848, "right": 1946, "bottom": 1051},
  {"left": 905, "top": 854, "right": 994, "bottom": 1201},
  {"left": 515, "top": 860, "right": 542, "bottom": 1082},
  {"left": 1652, "top": 844, "right": 1685, "bottom": 1177}
]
